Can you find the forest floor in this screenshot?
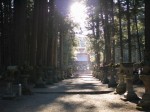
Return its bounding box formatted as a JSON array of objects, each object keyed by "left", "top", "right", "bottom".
[{"left": 0, "top": 72, "right": 148, "bottom": 112}]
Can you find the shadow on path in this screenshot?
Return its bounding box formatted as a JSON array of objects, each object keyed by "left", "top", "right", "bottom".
[{"left": 0, "top": 73, "right": 148, "bottom": 112}]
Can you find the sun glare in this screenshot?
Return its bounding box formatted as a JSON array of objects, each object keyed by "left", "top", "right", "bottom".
[
  {"left": 70, "top": 2, "right": 87, "bottom": 24},
  {"left": 70, "top": 2, "right": 88, "bottom": 35}
]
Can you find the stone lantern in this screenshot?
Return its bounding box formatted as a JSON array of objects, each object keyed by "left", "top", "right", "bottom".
[
  {"left": 46, "top": 67, "right": 54, "bottom": 84},
  {"left": 98, "top": 67, "right": 103, "bottom": 81},
  {"left": 34, "top": 66, "right": 46, "bottom": 88},
  {"left": 121, "top": 63, "right": 139, "bottom": 100},
  {"left": 2, "top": 66, "right": 18, "bottom": 99},
  {"left": 102, "top": 65, "right": 109, "bottom": 84},
  {"left": 108, "top": 65, "right": 117, "bottom": 88},
  {"left": 19, "top": 64, "right": 33, "bottom": 95},
  {"left": 138, "top": 65, "right": 150, "bottom": 109},
  {"left": 115, "top": 64, "right": 126, "bottom": 94}
]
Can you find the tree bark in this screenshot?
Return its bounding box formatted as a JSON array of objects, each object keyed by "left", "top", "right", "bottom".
[
  {"left": 118, "top": 0, "right": 123, "bottom": 63},
  {"left": 126, "top": 0, "right": 132, "bottom": 62},
  {"left": 95, "top": 11, "right": 100, "bottom": 67},
  {"left": 59, "top": 31, "right": 64, "bottom": 69},
  {"left": 134, "top": 15, "right": 141, "bottom": 62},
  {"left": 30, "top": 0, "right": 40, "bottom": 66},
  {"left": 13, "top": 0, "right": 27, "bottom": 65},
  {"left": 110, "top": 0, "right": 115, "bottom": 63},
  {"left": 103, "top": 0, "right": 111, "bottom": 65},
  {"left": 144, "top": 0, "right": 150, "bottom": 64},
  {"left": 47, "top": 0, "right": 55, "bottom": 67},
  {"left": 36, "top": 0, "right": 48, "bottom": 66}
]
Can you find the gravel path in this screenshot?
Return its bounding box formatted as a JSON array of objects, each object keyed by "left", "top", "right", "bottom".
[{"left": 0, "top": 73, "right": 148, "bottom": 112}]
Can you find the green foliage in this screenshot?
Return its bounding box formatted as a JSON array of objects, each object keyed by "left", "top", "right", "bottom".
[{"left": 85, "top": 0, "right": 144, "bottom": 64}]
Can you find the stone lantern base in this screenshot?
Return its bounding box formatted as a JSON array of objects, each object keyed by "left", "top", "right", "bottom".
[
  {"left": 46, "top": 69, "right": 54, "bottom": 84},
  {"left": 2, "top": 82, "right": 16, "bottom": 100},
  {"left": 108, "top": 68, "right": 117, "bottom": 88},
  {"left": 115, "top": 73, "right": 126, "bottom": 94},
  {"left": 138, "top": 75, "right": 150, "bottom": 109},
  {"left": 21, "top": 75, "right": 33, "bottom": 95},
  {"left": 34, "top": 76, "right": 46, "bottom": 88},
  {"left": 123, "top": 76, "right": 139, "bottom": 100},
  {"left": 115, "top": 83, "right": 126, "bottom": 94},
  {"left": 108, "top": 77, "right": 117, "bottom": 88}
]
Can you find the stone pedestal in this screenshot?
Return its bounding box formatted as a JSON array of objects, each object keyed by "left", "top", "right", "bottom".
[
  {"left": 56, "top": 69, "right": 62, "bottom": 81},
  {"left": 59, "top": 70, "right": 63, "bottom": 80},
  {"left": 2, "top": 82, "right": 16, "bottom": 100},
  {"left": 115, "top": 72, "right": 126, "bottom": 94},
  {"left": 92, "top": 71, "right": 95, "bottom": 77},
  {"left": 95, "top": 71, "right": 98, "bottom": 78},
  {"left": 34, "top": 76, "right": 46, "bottom": 88},
  {"left": 21, "top": 75, "right": 32, "bottom": 95},
  {"left": 123, "top": 75, "right": 139, "bottom": 100},
  {"left": 100, "top": 68, "right": 104, "bottom": 81},
  {"left": 122, "top": 63, "right": 139, "bottom": 100},
  {"left": 98, "top": 67, "right": 103, "bottom": 81},
  {"left": 53, "top": 69, "right": 59, "bottom": 83},
  {"left": 61, "top": 71, "right": 65, "bottom": 80},
  {"left": 46, "top": 69, "right": 54, "bottom": 84},
  {"left": 108, "top": 67, "right": 117, "bottom": 87},
  {"left": 102, "top": 67, "right": 109, "bottom": 84},
  {"left": 34, "top": 68, "right": 46, "bottom": 88},
  {"left": 2, "top": 66, "right": 18, "bottom": 100},
  {"left": 93, "top": 70, "right": 96, "bottom": 77},
  {"left": 97, "top": 71, "right": 101, "bottom": 80},
  {"left": 138, "top": 75, "right": 150, "bottom": 109},
  {"left": 66, "top": 68, "right": 72, "bottom": 78},
  {"left": 64, "top": 70, "right": 68, "bottom": 79},
  {"left": 92, "top": 66, "right": 96, "bottom": 77}
]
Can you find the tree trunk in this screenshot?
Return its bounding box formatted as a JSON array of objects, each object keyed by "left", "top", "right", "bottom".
[
  {"left": 0, "top": 1, "right": 4, "bottom": 67},
  {"left": 47, "top": 0, "right": 55, "bottom": 67},
  {"left": 144, "top": 0, "right": 150, "bottom": 64},
  {"left": 13, "top": 0, "right": 27, "bottom": 65},
  {"left": 30, "top": 0, "right": 40, "bottom": 66},
  {"left": 53, "top": 33, "right": 58, "bottom": 68},
  {"left": 111, "top": 0, "right": 115, "bottom": 63},
  {"left": 95, "top": 12, "right": 100, "bottom": 67},
  {"left": 103, "top": 0, "right": 111, "bottom": 65},
  {"left": 59, "top": 31, "right": 64, "bottom": 69},
  {"left": 91, "top": 14, "right": 97, "bottom": 66},
  {"left": 36, "top": 0, "right": 48, "bottom": 66},
  {"left": 118, "top": 0, "right": 123, "bottom": 63},
  {"left": 126, "top": 0, "right": 132, "bottom": 62},
  {"left": 134, "top": 15, "right": 141, "bottom": 62}
]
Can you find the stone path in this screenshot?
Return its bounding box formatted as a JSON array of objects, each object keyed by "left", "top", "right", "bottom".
[{"left": 0, "top": 73, "right": 148, "bottom": 112}]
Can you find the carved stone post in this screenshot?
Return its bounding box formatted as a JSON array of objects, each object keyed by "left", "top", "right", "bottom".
[
  {"left": 2, "top": 66, "right": 18, "bottom": 99},
  {"left": 138, "top": 66, "right": 150, "bottom": 109},
  {"left": 98, "top": 67, "right": 103, "bottom": 81},
  {"left": 115, "top": 64, "right": 126, "bottom": 94},
  {"left": 20, "top": 64, "right": 33, "bottom": 95},
  {"left": 122, "top": 63, "right": 139, "bottom": 100},
  {"left": 21, "top": 74, "right": 32, "bottom": 95},
  {"left": 92, "top": 70, "right": 95, "bottom": 77},
  {"left": 52, "top": 68, "right": 59, "bottom": 83},
  {"left": 46, "top": 67, "right": 54, "bottom": 84},
  {"left": 92, "top": 66, "right": 96, "bottom": 77},
  {"left": 96, "top": 70, "right": 98, "bottom": 78},
  {"left": 102, "top": 66, "right": 109, "bottom": 84},
  {"left": 57, "top": 69, "right": 62, "bottom": 81},
  {"left": 34, "top": 66, "right": 46, "bottom": 88},
  {"left": 108, "top": 67, "right": 117, "bottom": 87},
  {"left": 97, "top": 70, "right": 101, "bottom": 80},
  {"left": 68, "top": 67, "right": 72, "bottom": 78},
  {"left": 59, "top": 69, "right": 63, "bottom": 80}
]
